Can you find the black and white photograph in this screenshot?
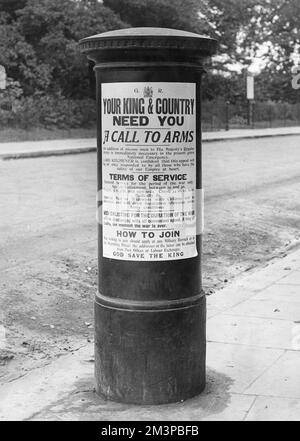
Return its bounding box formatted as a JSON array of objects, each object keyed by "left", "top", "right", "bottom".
[{"left": 0, "top": 0, "right": 300, "bottom": 424}]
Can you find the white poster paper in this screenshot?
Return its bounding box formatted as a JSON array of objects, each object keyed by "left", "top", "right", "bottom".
[{"left": 101, "top": 82, "right": 197, "bottom": 261}]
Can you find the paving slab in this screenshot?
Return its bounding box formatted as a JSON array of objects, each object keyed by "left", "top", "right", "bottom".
[
  {"left": 0, "top": 343, "right": 94, "bottom": 421},
  {"left": 30, "top": 392, "right": 256, "bottom": 422},
  {"left": 277, "top": 270, "right": 300, "bottom": 285},
  {"left": 1, "top": 243, "right": 300, "bottom": 420},
  {"left": 1, "top": 126, "right": 300, "bottom": 159},
  {"left": 245, "top": 351, "right": 300, "bottom": 399},
  {"left": 28, "top": 370, "right": 256, "bottom": 421},
  {"left": 233, "top": 265, "right": 294, "bottom": 291},
  {"left": 207, "top": 314, "right": 295, "bottom": 350},
  {"left": 203, "top": 126, "right": 300, "bottom": 142},
  {"left": 252, "top": 283, "right": 300, "bottom": 304},
  {"left": 228, "top": 298, "right": 300, "bottom": 321},
  {"left": 207, "top": 342, "right": 283, "bottom": 394},
  {"left": 245, "top": 396, "right": 300, "bottom": 421},
  {"left": 206, "top": 286, "right": 256, "bottom": 312},
  {"left": 0, "top": 340, "right": 255, "bottom": 421},
  {"left": 0, "top": 138, "right": 96, "bottom": 159}
]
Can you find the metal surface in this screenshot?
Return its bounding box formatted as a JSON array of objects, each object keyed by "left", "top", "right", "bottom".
[{"left": 80, "top": 27, "right": 216, "bottom": 404}]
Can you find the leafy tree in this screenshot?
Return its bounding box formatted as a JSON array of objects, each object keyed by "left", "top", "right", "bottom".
[
  {"left": 244, "top": 0, "right": 300, "bottom": 102},
  {"left": 0, "top": 17, "right": 52, "bottom": 96},
  {"left": 1, "top": 0, "right": 299, "bottom": 130},
  {"left": 0, "top": 0, "right": 127, "bottom": 98},
  {"left": 104, "top": 0, "right": 267, "bottom": 65},
  {"left": 0, "top": 0, "right": 27, "bottom": 17},
  {"left": 103, "top": 0, "right": 210, "bottom": 34}
]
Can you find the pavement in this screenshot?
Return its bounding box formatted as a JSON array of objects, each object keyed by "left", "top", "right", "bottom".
[
  {"left": 0, "top": 128, "right": 299, "bottom": 420},
  {"left": 1, "top": 126, "right": 300, "bottom": 159},
  {"left": 1, "top": 246, "right": 300, "bottom": 421}
]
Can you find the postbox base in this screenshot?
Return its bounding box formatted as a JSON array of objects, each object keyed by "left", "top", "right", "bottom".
[{"left": 94, "top": 295, "right": 206, "bottom": 405}]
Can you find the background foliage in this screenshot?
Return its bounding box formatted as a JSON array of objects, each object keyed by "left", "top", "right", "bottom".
[{"left": 0, "top": 0, "right": 299, "bottom": 129}]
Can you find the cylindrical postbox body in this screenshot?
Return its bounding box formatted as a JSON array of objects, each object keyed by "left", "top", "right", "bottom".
[{"left": 80, "top": 28, "right": 216, "bottom": 405}]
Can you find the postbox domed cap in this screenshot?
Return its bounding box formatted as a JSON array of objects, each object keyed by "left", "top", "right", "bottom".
[{"left": 79, "top": 27, "right": 217, "bottom": 58}]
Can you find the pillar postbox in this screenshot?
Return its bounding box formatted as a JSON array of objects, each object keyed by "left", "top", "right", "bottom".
[{"left": 79, "top": 27, "right": 217, "bottom": 405}]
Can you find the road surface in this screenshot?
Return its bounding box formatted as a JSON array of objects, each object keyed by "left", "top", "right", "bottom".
[{"left": 0, "top": 135, "right": 300, "bottom": 382}]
